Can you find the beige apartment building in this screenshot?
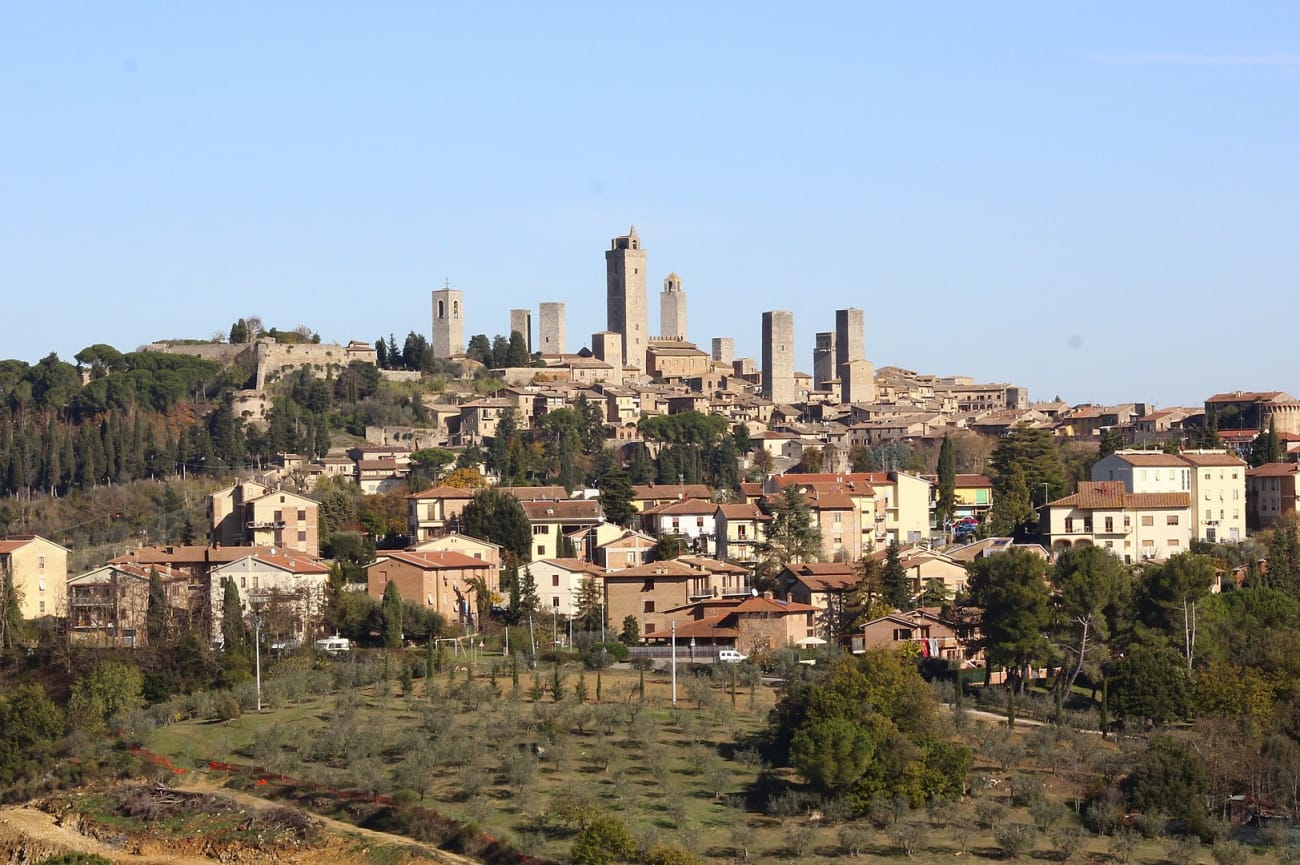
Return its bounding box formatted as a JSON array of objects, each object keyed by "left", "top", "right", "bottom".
[
  {"left": 1092, "top": 449, "right": 1246, "bottom": 542},
  {"left": 0, "top": 535, "right": 68, "bottom": 620},
  {"left": 209, "top": 481, "right": 319, "bottom": 556},
  {"left": 406, "top": 485, "right": 477, "bottom": 541},
  {"left": 1046, "top": 482, "right": 1191, "bottom": 563},
  {"left": 1246, "top": 462, "right": 1300, "bottom": 530},
  {"left": 1180, "top": 450, "right": 1247, "bottom": 543}
]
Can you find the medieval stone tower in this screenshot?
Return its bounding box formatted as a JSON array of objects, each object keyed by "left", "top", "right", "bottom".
[
  {"left": 762, "top": 310, "right": 795, "bottom": 404},
  {"left": 431, "top": 284, "right": 464, "bottom": 360},
  {"left": 835, "top": 308, "right": 874, "bottom": 403},
  {"left": 660, "top": 273, "right": 687, "bottom": 340},
  {"left": 509, "top": 309, "right": 532, "bottom": 354},
  {"left": 605, "top": 227, "right": 648, "bottom": 370},
  {"left": 813, "top": 331, "right": 837, "bottom": 391},
  {"left": 539, "top": 302, "right": 566, "bottom": 355}
]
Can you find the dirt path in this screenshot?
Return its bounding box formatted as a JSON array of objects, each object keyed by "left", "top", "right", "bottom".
[
  {"left": 0, "top": 778, "right": 485, "bottom": 865},
  {"left": 0, "top": 805, "right": 217, "bottom": 865}
]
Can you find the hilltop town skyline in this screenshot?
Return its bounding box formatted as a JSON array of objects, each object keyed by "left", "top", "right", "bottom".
[{"left": 5, "top": 5, "right": 1298, "bottom": 406}]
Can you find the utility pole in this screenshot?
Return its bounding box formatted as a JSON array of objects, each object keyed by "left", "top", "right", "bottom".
[{"left": 671, "top": 618, "right": 678, "bottom": 707}]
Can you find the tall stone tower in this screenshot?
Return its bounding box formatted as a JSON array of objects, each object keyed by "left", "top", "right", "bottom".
[
  {"left": 835, "top": 308, "right": 871, "bottom": 403},
  {"left": 539, "top": 302, "right": 566, "bottom": 355},
  {"left": 660, "top": 273, "right": 687, "bottom": 340},
  {"left": 761, "top": 310, "right": 795, "bottom": 405},
  {"left": 605, "top": 227, "right": 648, "bottom": 370},
  {"left": 813, "top": 331, "right": 837, "bottom": 391},
  {"left": 431, "top": 284, "right": 464, "bottom": 360},
  {"left": 711, "top": 337, "right": 734, "bottom": 366},
  {"left": 509, "top": 309, "right": 533, "bottom": 354},
  {"left": 835, "top": 309, "right": 865, "bottom": 371}
]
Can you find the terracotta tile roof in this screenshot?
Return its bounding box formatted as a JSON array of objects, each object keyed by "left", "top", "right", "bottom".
[
  {"left": 537, "top": 557, "right": 605, "bottom": 575},
  {"left": 643, "top": 499, "right": 719, "bottom": 517},
  {"left": 1246, "top": 463, "right": 1300, "bottom": 478},
  {"left": 675, "top": 555, "right": 748, "bottom": 575},
  {"left": 715, "top": 503, "right": 768, "bottom": 520},
  {"left": 373, "top": 550, "right": 491, "bottom": 570},
  {"left": 1108, "top": 452, "right": 1188, "bottom": 467},
  {"left": 791, "top": 573, "right": 859, "bottom": 593},
  {"left": 1206, "top": 391, "right": 1292, "bottom": 403},
  {"left": 631, "top": 483, "right": 713, "bottom": 501},
  {"left": 805, "top": 490, "right": 856, "bottom": 510},
  {"left": 217, "top": 553, "right": 331, "bottom": 574},
  {"left": 1050, "top": 482, "right": 1190, "bottom": 510},
  {"left": 1177, "top": 451, "right": 1246, "bottom": 467},
  {"left": 604, "top": 559, "right": 708, "bottom": 579},
  {"left": 785, "top": 562, "right": 858, "bottom": 578},
  {"left": 666, "top": 614, "right": 740, "bottom": 640},
  {"left": 597, "top": 531, "right": 656, "bottom": 549},
  {"left": 0, "top": 535, "right": 68, "bottom": 553},
  {"left": 732, "top": 596, "right": 817, "bottom": 614},
  {"left": 112, "top": 545, "right": 278, "bottom": 566},
  {"left": 521, "top": 500, "right": 604, "bottom": 521},
  {"left": 406, "top": 485, "right": 477, "bottom": 500},
  {"left": 497, "top": 485, "right": 570, "bottom": 501}
]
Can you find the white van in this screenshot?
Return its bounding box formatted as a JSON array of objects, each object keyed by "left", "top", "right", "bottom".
[
  {"left": 314, "top": 636, "right": 351, "bottom": 655},
  {"left": 718, "top": 649, "right": 748, "bottom": 663}
]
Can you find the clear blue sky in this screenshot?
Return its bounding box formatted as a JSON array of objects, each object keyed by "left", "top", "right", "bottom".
[{"left": 3, "top": 3, "right": 1297, "bottom": 408}]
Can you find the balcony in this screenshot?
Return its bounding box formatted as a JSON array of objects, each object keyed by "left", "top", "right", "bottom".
[{"left": 246, "top": 520, "right": 286, "bottom": 529}]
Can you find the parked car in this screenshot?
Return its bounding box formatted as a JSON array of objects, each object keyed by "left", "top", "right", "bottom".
[{"left": 718, "top": 649, "right": 748, "bottom": 663}]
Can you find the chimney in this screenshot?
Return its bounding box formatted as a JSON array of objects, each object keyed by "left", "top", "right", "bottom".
[{"left": 761, "top": 590, "right": 774, "bottom": 600}]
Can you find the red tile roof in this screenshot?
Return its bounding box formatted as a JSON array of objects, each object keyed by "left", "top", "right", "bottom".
[
  {"left": 1246, "top": 463, "right": 1300, "bottom": 478},
  {"left": 1051, "top": 482, "right": 1190, "bottom": 510},
  {"left": 521, "top": 500, "right": 604, "bottom": 521},
  {"left": 406, "top": 485, "right": 477, "bottom": 500},
  {"left": 373, "top": 550, "right": 492, "bottom": 570}
]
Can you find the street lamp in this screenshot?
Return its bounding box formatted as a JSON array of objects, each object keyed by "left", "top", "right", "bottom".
[{"left": 250, "top": 605, "right": 264, "bottom": 713}]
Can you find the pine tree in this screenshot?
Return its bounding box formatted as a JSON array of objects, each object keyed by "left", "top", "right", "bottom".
[
  {"left": 843, "top": 556, "right": 888, "bottom": 631},
  {"left": 597, "top": 469, "right": 636, "bottom": 527},
  {"left": 574, "top": 577, "right": 605, "bottom": 634},
  {"left": 882, "top": 542, "right": 911, "bottom": 609}
]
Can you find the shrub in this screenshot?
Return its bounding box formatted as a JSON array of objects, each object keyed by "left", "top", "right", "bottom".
[{"left": 995, "top": 823, "right": 1039, "bottom": 860}]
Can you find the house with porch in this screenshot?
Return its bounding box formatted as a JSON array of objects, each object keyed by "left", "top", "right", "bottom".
[
  {"left": 209, "top": 553, "right": 331, "bottom": 646},
  {"left": 66, "top": 562, "right": 190, "bottom": 648}
]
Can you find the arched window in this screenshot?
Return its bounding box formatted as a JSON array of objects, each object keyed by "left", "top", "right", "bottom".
[
  {"left": 453, "top": 301, "right": 460, "bottom": 318},
  {"left": 437, "top": 300, "right": 445, "bottom": 318}
]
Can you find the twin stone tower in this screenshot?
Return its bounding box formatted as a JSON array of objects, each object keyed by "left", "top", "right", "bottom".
[{"left": 431, "top": 227, "right": 873, "bottom": 405}]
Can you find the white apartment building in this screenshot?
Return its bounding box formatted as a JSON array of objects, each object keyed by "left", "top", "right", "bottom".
[
  {"left": 1047, "top": 482, "right": 1192, "bottom": 564},
  {"left": 1091, "top": 449, "right": 1245, "bottom": 543}
]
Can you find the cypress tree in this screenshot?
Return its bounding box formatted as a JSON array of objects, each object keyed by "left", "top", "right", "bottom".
[
  {"left": 936, "top": 433, "right": 957, "bottom": 526},
  {"left": 221, "top": 577, "right": 246, "bottom": 651},
  {"left": 146, "top": 567, "right": 167, "bottom": 645},
  {"left": 381, "top": 580, "right": 404, "bottom": 648}
]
